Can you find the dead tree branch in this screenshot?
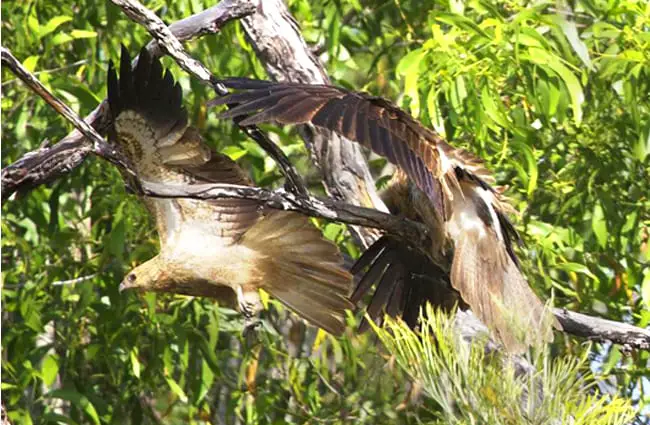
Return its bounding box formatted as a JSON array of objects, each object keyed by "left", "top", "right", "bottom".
[
  {"left": 0, "top": 47, "right": 137, "bottom": 184},
  {"left": 553, "top": 308, "right": 650, "bottom": 351},
  {"left": 140, "top": 181, "right": 429, "bottom": 244}
]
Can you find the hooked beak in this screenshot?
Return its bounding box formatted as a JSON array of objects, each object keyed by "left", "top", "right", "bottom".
[{"left": 119, "top": 280, "right": 133, "bottom": 292}]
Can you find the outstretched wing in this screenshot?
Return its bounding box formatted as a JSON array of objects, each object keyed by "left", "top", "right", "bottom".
[
  {"left": 211, "top": 78, "right": 493, "bottom": 219},
  {"left": 107, "top": 47, "right": 260, "bottom": 245}
]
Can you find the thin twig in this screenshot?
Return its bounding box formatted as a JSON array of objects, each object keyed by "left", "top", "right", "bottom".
[
  {"left": 51, "top": 273, "right": 99, "bottom": 286},
  {"left": 111, "top": 0, "right": 309, "bottom": 197}
]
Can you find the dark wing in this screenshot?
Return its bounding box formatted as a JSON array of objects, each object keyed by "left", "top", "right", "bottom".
[
  {"left": 350, "top": 236, "right": 462, "bottom": 331},
  {"left": 212, "top": 79, "right": 525, "bottom": 267},
  {"left": 108, "top": 46, "right": 188, "bottom": 148},
  {"left": 211, "top": 78, "right": 493, "bottom": 219}
]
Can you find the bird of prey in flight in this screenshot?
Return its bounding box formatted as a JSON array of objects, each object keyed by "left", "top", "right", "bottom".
[
  {"left": 107, "top": 48, "right": 353, "bottom": 335},
  {"left": 211, "top": 78, "right": 559, "bottom": 352}
]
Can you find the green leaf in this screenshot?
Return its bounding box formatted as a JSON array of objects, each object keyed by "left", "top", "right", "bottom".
[
  {"left": 555, "top": 262, "right": 598, "bottom": 281},
  {"left": 523, "top": 48, "right": 584, "bottom": 124},
  {"left": 41, "top": 355, "right": 60, "bottom": 387},
  {"left": 165, "top": 377, "right": 189, "bottom": 403},
  {"left": 591, "top": 203, "right": 608, "bottom": 248},
  {"left": 47, "top": 389, "right": 101, "bottom": 425},
  {"left": 40, "top": 16, "right": 72, "bottom": 38},
  {"left": 130, "top": 348, "right": 141, "bottom": 379},
  {"left": 480, "top": 86, "right": 509, "bottom": 129},
  {"left": 397, "top": 49, "right": 425, "bottom": 116},
  {"left": 27, "top": 12, "right": 40, "bottom": 38},
  {"left": 222, "top": 145, "right": 248, "bottom": 161},
  {"left": 435, "top": 13, "right": 489, "bottom": 40},
  {"left": 427, "top": 86, "right": 446, "bottom": 136},
  {"left": 512, "top": 141, "right": 538, "bottom": 196},
  {"left": 70, "top": 29, "right": 97, "bottom": 39},
  {"left": 642, "top": 270, "right": 650, "bottom": 309},
  {"left": 557, "top": 16, "right": 593, "bottom": 70},
  {"left": 51, "top": 33, "right": 73, "bottom": 46},
  {"left": 22, "top": 55, "right": 40, "bottom": 73}
]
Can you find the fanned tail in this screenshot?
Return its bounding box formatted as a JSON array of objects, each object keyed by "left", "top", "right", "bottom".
[{"left": 241, "top": 211, "right": 354, "bottom": 335}]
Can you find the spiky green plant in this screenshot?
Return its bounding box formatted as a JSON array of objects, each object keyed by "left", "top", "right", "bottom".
[{"left": 372, "top": 305, "right": 635, "bottom": 425}]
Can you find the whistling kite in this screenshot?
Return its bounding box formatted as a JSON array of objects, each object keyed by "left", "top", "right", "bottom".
[
  {"left": 107, "top": 48, "right": 352, "bottom": 335},
  {"left": 212, "top": 78, "right": 559, "bottom": 352}
]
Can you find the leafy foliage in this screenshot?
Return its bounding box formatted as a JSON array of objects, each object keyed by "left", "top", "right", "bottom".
[
  {"left": 374, "top": 305, "right": 636, "bottom": 424},
  {"left": 2, "top": 0, "right": 649, "bottom": 424}
]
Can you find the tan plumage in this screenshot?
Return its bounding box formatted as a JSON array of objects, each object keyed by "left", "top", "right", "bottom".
[
  {"left": 107, "top": 48, "right": 353, "bottom": 335},
  {"left": 211, "top": 78, "right": 559, "bottom": 352}
]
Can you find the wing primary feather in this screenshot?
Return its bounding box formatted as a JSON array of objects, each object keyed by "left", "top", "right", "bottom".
[
  {"left": 238, "top": 96, "right": 310, "bottom": 126},
  {"left": 363, "top": 262, "right": 401, "bottom": 322},
  {"left": 367, "top": 119, "right": 384, "bottom": 156},
  {"left": 350, "top": 236, "right": 389, "bottom": 274},
  {"left": 311, "top": 98, "right": 344, "bottom": 130},
  {"left": 385, "top": 276, "right": 406, "bottom": 319},
  {"left": 350, "top": 248, "right": 395, "bottom": 303},
  {"left": 354, "top": 100, "right": 370, "bottom": 145},
  {"left": 217, "top": 92, "right": 295, "bottom": 119},
  {"left": 376, "top": 124, "right": 396, "bottom": 163},
  {"left": 119, "top": 45, "right": 135, "bottom": 107},
  {"left": 340, "top": 95, "right": 360, "bottom": 139},
  {"left": 218, "top": 77, "right": 278, "bottom": 90},
  {"left": 134, "top": 48, "right": 152, "bottom": 106},
  {"left": 107, "top": 61, "right": 120, "bottom": 118}
]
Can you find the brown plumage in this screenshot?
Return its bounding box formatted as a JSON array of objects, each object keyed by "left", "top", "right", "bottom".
[
  {"left": 107, "top": 48, "right": 353, "bottom": 335},
  {"left": 211, "top": 78, "right": 559, "bottom": 352}
]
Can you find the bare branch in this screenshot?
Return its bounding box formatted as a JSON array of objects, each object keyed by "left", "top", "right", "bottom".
[
  {"left": 553, "top": 308, "right": 650, "bottom": 351},
  {"left": 1, "top": 0, "right": 256, "bottom": 200},
  {"left": 0, "top": 47, "right": 137, "bottom": 192},
  {"left": 140, "top": 180, "right": 429, "bottom": 245}
]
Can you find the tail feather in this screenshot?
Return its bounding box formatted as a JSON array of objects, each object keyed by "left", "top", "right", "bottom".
[{"left": 241, "top": 211, "right": 353, "bottom": 335}]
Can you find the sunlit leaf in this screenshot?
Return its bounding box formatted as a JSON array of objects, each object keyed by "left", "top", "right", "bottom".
[{"left": 40, "top": 16, "right": 72, "bottom": 38}]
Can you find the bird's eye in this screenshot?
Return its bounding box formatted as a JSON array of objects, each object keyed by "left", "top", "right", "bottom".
[{"left": 127, "top": 273, "right": 136, "bottom": 283}]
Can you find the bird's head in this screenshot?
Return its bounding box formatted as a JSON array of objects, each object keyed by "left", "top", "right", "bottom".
[{"left": 119, "top": 256, "right": 171, "bottom": 293}]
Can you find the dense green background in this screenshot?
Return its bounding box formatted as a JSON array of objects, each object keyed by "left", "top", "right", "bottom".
[{"left": 2, "top": 0, "right": 649, "bottom": 423}]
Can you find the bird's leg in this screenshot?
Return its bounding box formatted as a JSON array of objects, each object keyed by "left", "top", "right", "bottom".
[{"left": 236, "top": 286, "right": 262, "bottom": 341}]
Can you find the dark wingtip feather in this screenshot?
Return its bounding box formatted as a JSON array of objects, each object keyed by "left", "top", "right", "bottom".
[
  {"left": 107, "top": 46, "right": 186, "bottom": 129},
  {"left": 107, "top": 61, "right": 119, "bottom": 118},
  {"left": 134, "top": 47, "right": 152, "bottom": 103},
  {"left": 352, "top": 236, "right": 459, "bottom": 332},
  {"left": 118, "top": 45, "right": 134, "bottom": 107}
]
